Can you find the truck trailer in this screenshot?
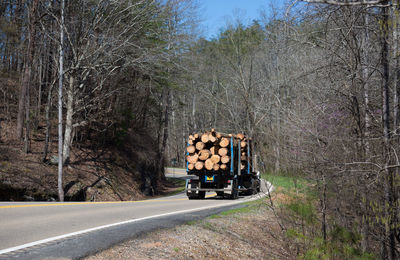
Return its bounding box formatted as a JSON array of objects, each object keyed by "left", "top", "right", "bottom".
[{"left": 185, "top": 130, "right": 260, "bottom": 200}]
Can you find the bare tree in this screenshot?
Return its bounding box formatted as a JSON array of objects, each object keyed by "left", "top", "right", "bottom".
[
  {"left": 58, "top": 0, "right": 65, "bottom": 202},
  {"left": 16, "top": 0, "right": 39, "bottom": 149}
]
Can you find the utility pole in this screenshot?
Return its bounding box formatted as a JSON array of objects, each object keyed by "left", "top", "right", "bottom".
[{"left": 58, "top": 0, "right": 65, "bottom": 202}]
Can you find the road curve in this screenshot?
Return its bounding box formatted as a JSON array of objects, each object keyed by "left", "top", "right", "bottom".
[{"left": 0, "top": 169, "right": 270, "bottom": 259}]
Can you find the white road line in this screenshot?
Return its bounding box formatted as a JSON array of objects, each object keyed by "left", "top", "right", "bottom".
[{"left": 0, "top": 181, "right": 272, "bottom": 256}]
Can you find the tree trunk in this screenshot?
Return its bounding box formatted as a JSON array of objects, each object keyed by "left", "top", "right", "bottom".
[
  {"left": 16, "top": 0, "right": 39, "bottom": 140},
  {"left": 361, "top": 10, "right": 371, "bottom": 252},
  {"left": 36, "top": 53, "right": 43, "bottom": 130},
  {"left": 58, "top": 0, "right": 65, "bottom": 202},
  {"left": 392, "top": 4, "right": 400, "bottom": 257},
  {"left": 43, "top": 82, "right": 54, "bottom": 162},
  {"left": 156, "top": 86, "right": 170, "bottom": 192},
  {"left": 321, "top": 174, "right": 327, "bottom": 242},
  {"left": 381, "top": 5, "right": 395, "bottom": 259},
  {"left": 191, "top": 81, "right": 197, "bottom": 132},
  {"left": 24, "top": 74, "right": 31, "bottom": 153},
  {"left": 63, "top": 75, "right": 74, "bottom": 165}
]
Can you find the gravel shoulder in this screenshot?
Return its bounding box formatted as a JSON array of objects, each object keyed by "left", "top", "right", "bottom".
[{"left": 85, "top": 198, "right": 292, "bottom": 260}]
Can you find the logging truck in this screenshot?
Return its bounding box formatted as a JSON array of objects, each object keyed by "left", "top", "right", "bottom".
[{"left": 185, "top": 130, "right": 260, "bottom": 200}]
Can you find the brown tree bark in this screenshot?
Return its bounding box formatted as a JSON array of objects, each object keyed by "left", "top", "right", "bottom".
[
  {"left": 17, "top": 0, "right": 39, "bottom": 141},
  {"left": 380, "top": 4, "right": 395, "bottom": 259},
  {"left": 156, "top": 86, "right": 170, "bottom": 190}
]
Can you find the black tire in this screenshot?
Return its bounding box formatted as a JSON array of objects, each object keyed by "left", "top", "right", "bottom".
[
  {"left": 245, "top": 179, "right": 256, "bottom": 195},
  {"left": 256, "top": 179, "right": 261, "bottom": 193},
  {"left": 248, "top": 188, "right": 256, "bottom": 195},
  {"left": 230, "top": 180, "right": 238, "bottom": 200},
  {"left": 198, "top": 191, "right": 206, "bottom": 199},
  {"left": 216, "top": 191, "right": 224, "bottom": 197},
  {"left": 244, "top": 189, "right": 252, "bottom": 196},
  {"left": 188, "top": 195, "right": 198, "bottom": 200}
]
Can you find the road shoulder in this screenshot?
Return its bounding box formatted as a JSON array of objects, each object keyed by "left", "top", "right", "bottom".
[{"left": 85, "top": 198, "right": 290, "bottom": 259}]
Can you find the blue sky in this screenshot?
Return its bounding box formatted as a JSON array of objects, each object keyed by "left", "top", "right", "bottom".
[{"left": 199, "top": 0, "right": 285, "bottom": 39}]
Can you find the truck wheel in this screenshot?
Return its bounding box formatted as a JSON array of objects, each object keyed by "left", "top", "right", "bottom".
[
  {"left": 188, "top": 194, "right": 198, "bottom": 200},
  {"left": 216, "top": 191, "right": 224, "bottom": 197},
  {"left": 230, "top": 188, "right": 238, "bottom": 200},
  {"left": 247, "top": 188, "right": 256, "bottom": 195},
  {"left": 230, "top": 180, "right": 238, "bottom": 200},
  {"left": 198, "top": 191, "right": 206, "bottom": 199}
]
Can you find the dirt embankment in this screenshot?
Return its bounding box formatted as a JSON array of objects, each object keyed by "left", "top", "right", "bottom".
[
  {"left": 0, "top": 118, "right": 172, "bottom": 202},
  {"left": 86, "top": 200, "right": 293, "bottom": 260}
]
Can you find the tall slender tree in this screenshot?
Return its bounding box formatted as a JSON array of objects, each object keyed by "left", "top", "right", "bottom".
[{"left": 58, "top": 0, "right": 65, "bottom": 202}]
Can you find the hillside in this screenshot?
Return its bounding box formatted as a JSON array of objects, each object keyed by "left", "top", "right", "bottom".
[{"left": 0, "top": 81, "right": 170, "bottom": 201}]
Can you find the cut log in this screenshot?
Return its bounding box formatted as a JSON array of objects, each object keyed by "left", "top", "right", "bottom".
[
  {"left": 188, "top": 139, "right": 194, "bottom": 145},
  {"left": 209, "top": 133, "right": 217, "bottom": 143},
  {"left": 210, "top": 146, "right": 217, "bottom": 155},
  {"left": 241, "top": 141, "right": 247, "bottom": 148},
  {"left": 218, "top": 147, "right": 228, "bottom": 156},
  {"left": 201, "top": 133, "right": 209, "bottom": 143},
  {"left": 205, "top": 159, "right": 214, "bottom": 170},
  {"left": 194, "top": 133, "right": 199, "bottom": 139},
  {"left": 195, "top": 141, "right": 205, "bottom": 151},
  {"left": 241, "top": 152, "right": 246, "bottom": 157},
  {"left": 188, "top": 163, "right": 194, "bottom": 170},
  {"left": 216, "top": 132, "right": 222, "bottom": 139},
  {"left": 187, "top": 145, "right": 195, "bottom": 154},
  {"left": 219, "top": 137, "right": 229, "bottom": 148},
  {"left": 199, "top": 149, "right": 211, "bottom": 160},
  {"left": 240, "top": 155, "right": 247, "bottom": 161},
  {"left": 221, "top": 155, "right": 230, "bottom": 164},
  {"left": 187, "top": 154, "right": 199, "bottom": 164},
  {"left": 236, "top": 133, "right": 245, "bottom": 140},
  {"left": 210, "top": 154, "right": 220, "bottom": 164},
  {"left": 195, "top": 161, "right": 204, "bottom": 170},
  {"left": 213, "top": 163, "right": 220, "bottom": 171},
  {"left": 220, "top": 164, "right": 227, "bottom": 170},
  {"left": 189, "top": 135, "right": 194, "bottom": 140}
]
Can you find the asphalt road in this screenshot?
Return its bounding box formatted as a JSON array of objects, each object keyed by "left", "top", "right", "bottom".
[
  {"left": 0, "top": 168, "right": 270, "bottom": 259},
  {"left": 164, "top": 167, "right": 189, "bottom": 178}
]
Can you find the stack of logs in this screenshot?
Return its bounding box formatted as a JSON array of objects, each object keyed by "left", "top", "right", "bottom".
[{"left": 186, "top": 129, "right": 249, "bottom": 172}]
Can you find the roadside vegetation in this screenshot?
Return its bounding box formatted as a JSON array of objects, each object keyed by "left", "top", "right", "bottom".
[
  {"left": 161, "top": 177, "right": 186, "bottom": 196},
  {"left": 264, "top": 173, "right": 375, "bottom": 259}
]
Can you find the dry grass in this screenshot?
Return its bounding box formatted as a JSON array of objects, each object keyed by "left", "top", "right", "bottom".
[{"left": 86, "top": 200, "right": 294, "bottom": 260}]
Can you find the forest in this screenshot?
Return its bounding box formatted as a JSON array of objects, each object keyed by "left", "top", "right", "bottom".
[{"left": 0, "top": 0, "right": 400, "bottom": 258}]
